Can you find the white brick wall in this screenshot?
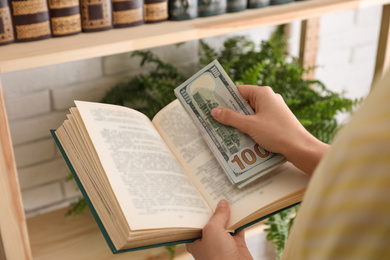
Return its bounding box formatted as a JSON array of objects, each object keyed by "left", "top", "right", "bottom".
[
  {"left": 1, "top": 58, "right": 103, "bottom": 95},
  {"left": 316, "top": 6, "right": 381, "bottom": 99},
  {"left": 18, "top": 158, "right": 69, "bottom": 189},
  {"left": 21, "top": 182, "right": 64, "bottom": 212},
  {"left": 0, "top": 6, "right": 382, "bottom": 217},
  {"left": 13, "top": 139, "right": 56, "bottom": 168},
  {"left": 51, "top": 76, "right": 120, "bottom": 110},
  {"left": 4, "top": 90, "right": 51, "bottom": 120},
  {"left": 288, "top": 6, "right": 381, "bottom": 100},
  {"left": 103, "top": 40, "right": 200, "bottom": 76},
  {"left": 9, "top": 111, "right": 67, "bottom": 145}
]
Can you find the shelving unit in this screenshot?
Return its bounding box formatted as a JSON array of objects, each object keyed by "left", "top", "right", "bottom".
[
  {"left": 1, "top": 0, "right": 389, "bottom": 259},
  {"left": 0, "top": 0, "right": 388, "bottom": 73}
]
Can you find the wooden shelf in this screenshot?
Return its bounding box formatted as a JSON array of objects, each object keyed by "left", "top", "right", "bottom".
[
  {"left": 26, "top": 207, "right": 266, "bottom": 260},
  {"left": 26, "top": 208, "right": 191, "bottom": 260},
  {"left": 0, "top": 0, "right": 388, "bottom": 74}
]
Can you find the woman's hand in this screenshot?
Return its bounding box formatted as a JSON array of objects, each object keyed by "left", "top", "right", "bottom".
[
  {"left": 186, "top": 200, "right": 253, "bottom": 260},
  {"left": 211, "top": 85, "right": 328, "bottom": 174}
]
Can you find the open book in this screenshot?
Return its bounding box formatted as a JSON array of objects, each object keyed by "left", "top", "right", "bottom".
[{"left": 52, "top": 99, "right": 309, "bottom": 253}]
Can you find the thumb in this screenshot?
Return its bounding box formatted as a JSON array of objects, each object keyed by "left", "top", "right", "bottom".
[
  {"left": 211, "top": 108, "right": 252, "bottom": 134},
  {"left": 208, "top": 199, "right": 230, "bottom": 228}
]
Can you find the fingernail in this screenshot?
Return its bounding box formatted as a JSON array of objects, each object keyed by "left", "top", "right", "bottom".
[
  {"left": 211, "top": 108, "right": 222, "bottom": 118},
  {"left": 217, "top": 199, "right": 227, "bottom": 208}
]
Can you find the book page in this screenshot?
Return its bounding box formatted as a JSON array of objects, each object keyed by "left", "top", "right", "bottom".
[
  {"left": 153, "top": 100, "right": 310, "bottom": 230},
  {"left": 74, "top": 101, "right": 212, "bottom": 230}
]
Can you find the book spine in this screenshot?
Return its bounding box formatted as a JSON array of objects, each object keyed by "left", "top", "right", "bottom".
[
  {"left": 227, "top": 0, "right": 246, "bottom": 12},
  {"left": 168, "top": 0, "right": 197, "bottom": 21},
  {"left": 144, "top": 0, "right": 168, "bottom": 23},
  {"left": 79, "top": 0, "right": 113, "bottom": 32},
  {"left": 0, "top": 0, "right": 14, "bottom": 45},
  {"left": 48, "top": 0, "right": 81, "bottom": 37},
  {"left": 198, "top": 0, "right": 226, "bottom": 17},
  {"left": 248, "top": 0, "right": 269, "bottom": 8},
  {"left": 270, "top": 0, "right": 293, "bottom": 5},
  {"left": 112, "top": 0, "right": 144, "bottom": 28},
  {"left": 9, "top": 0, "right": 51, "bottom": 42}
]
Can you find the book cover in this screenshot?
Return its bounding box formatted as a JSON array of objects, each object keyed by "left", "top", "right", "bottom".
[
  {"left": 112, "top": 0, "right": 144, "bottom": 28},
  {"left": 227, "top": 0, "right": 246, "bottom": 13},
  {"left": 198, "top": 0, "right": 226, "bottom": 17},
  {"left": 9, "top": 0, "right": 51, "bottom": 42},
  {"left": 248, "top": 0, "right": 269, "bottom": 8},
  {"left": 144, "top": 0, "right": 169, "bottom": 23},
  {"left": 168, "top": 0, "right": 197, "bottom": 21},
  {"left": 270, "top": 0, "right": 293, "bottom": 5},
  {"left": 79, "top": 0, "right": 112, "bottom": 32},
  {"left": 48, "top": 0, "right": 82, "bottom": 37},
  {"left": 0, "top": 0, "right": 14, "bottom": 45}
]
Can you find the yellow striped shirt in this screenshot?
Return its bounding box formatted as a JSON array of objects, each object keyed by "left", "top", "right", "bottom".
[{"left": 282, "top": 70, "right": 390, "bottom": 260}]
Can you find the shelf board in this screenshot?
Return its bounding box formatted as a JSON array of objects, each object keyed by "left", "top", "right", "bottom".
[
  {"left": 0, "top": 0, "right": 388, "bottom": 74},
  {"left": 27, "top": 208, "right": 191, "bottom": 260},
  {"left": 26, "top": 207, "right": 266, "bottom": 260}
]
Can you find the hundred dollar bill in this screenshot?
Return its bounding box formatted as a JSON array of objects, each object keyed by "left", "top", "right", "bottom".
[{"left": 174, "top": 60, "right": 286, "bottom": 188}]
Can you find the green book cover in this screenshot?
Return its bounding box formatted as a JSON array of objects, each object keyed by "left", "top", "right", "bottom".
[
  {"left": 248, "top": 0, "right": 269, "bottom": 9},
  {"left": 169, "top": 0, "right": 198, "bottom": 20},
  {"left": 198, "top": 0, "right": 226, "bottom": 17},
  {"left": 270, "top": 0, "right": 293, "bottom": 5},
  {"left": 227, "top": 0, "right": 246, "bottom": 13}
]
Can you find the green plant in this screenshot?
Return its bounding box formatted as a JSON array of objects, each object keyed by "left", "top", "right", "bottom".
[
  {"left": 66, "top": 25, "right": 359, "bottom": 259},
  {"left": 263, "top": 205, "right": 299, "bottom": 259},
  {"left": 101, "top": 51, "right": 186, "bottom": 119},
  {"left": 200, "top": 26, "right": 357, "bottom": 144},
  {"left": 166, "top": 245, "right": 176, "bottom": 259}
]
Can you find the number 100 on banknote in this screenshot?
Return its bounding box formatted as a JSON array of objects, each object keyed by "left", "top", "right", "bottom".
[{"left": 175, "top": 60, "right": 286, "bottom": 188}]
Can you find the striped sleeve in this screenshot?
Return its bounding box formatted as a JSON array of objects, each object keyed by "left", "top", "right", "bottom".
[{"left": 281, "top": 71, "right": 390, "bottom": 260}]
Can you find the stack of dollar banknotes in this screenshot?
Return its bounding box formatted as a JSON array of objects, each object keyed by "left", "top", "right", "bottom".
[{"left": 175, "top": 60, "right": 286, "bottom": 188}]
